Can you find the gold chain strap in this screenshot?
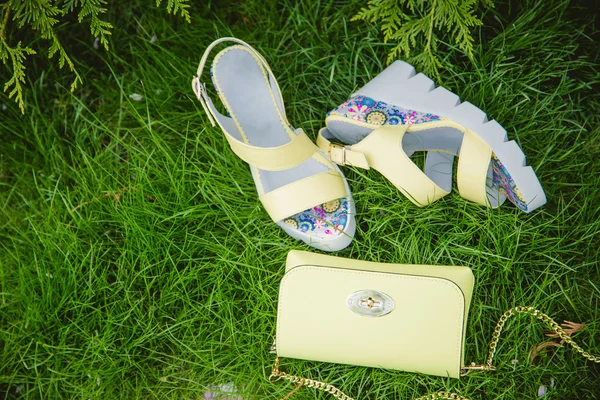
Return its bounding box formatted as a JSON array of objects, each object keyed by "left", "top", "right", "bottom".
[
  {"left": 270, "top": 306, "right": 600, "bottom": 400},
  {"left": 270, "top": 357, "right": 355, "bottom": 400},
  {"left": 461, "top": 305, "right": 600, "bottom": 374},
  {"left": 270, "top": 358, "right": 467, "bottom": 400}
]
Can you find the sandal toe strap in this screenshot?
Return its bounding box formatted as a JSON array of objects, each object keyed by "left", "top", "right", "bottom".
[
  {"left": 227, "top": 128, "right": 316, "bottom": 171},
  {"left": 259, "top": 171, "right": 348, "bottom": 222}
]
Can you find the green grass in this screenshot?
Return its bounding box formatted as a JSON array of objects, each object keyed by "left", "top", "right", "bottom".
[{"left": 1, "top": 0, "right": 599, "bottom": 398}]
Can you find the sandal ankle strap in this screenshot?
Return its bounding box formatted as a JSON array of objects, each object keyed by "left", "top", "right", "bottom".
[{"left": 192, "top": 37, "right": 286, "bottom": 126}]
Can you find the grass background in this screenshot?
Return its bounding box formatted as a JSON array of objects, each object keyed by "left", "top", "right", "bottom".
[{"left": 1, "top": 0, "right": 599, "bottom": 398}]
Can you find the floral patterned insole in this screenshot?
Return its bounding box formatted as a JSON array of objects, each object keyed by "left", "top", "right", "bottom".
[{"left": 284, "top": 198, "right": 349, "bottom": 239}]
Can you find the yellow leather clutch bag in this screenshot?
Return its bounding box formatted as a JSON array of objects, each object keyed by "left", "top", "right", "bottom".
[{"left": 274, "top": 250, "right": 474, "bottom": 379}]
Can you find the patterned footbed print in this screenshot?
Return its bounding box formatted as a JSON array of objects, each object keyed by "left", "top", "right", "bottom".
[
  {"left": 328, "top": 95, "right": 442, "bottom": 125},
  {"left": 284, "top": 198, "right": 349, "bottom": 239},
  {"left": 491, "top": 154, "right": 527, "bottom": 211},
  {"left": 328, "top": 95, "right": 528, "bottom": 210}
]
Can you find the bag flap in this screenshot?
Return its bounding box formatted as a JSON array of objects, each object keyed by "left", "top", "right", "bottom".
[
  {"left": 277, "top": 251, "right": 474, "bottom": 378},
  {"left": 285, "top": 250, "right": 473, "bottom": 319}
]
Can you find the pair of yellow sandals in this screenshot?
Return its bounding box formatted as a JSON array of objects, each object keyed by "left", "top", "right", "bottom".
[{"left": 192, "top": 38, "right": 546, "bottom": 252}]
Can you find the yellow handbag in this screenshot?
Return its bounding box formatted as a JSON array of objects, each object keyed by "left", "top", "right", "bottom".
[
  {"left": 270, "top": 251, "right": 600, "bottom": 400},
  {"left": 273, "top": 250, "right": 474, "bottom": 379}
]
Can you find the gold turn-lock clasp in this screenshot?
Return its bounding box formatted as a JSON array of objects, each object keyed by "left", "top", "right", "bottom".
[
  {"left": 347, "top": 290, "right": 394, "bottom": 317},
  {"left": 359, "top": 297, "right": 382, "bottom": 310}
]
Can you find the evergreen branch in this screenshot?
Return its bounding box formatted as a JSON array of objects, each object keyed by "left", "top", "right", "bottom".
[
  {"left": 2, "top": 0, "right": 193, "bottom": 113},
  {"left": 12, "top": 0, "right": 63, "bottom": 34},
  {"left": 156, "top": 0, "right": 191, "bottom": 23},
  {"left": 410, "top": 48, "right": 443, "bottom": 81},
  {"left": 436, "top": 0, "right": 482, "bottom": 58},
  {"left": 0, "top": 4, "right": 11, "bottom": 39},
  {"left": 352, "top": 0, "right": 492, "bottom": 80},
  {"left": 11, "top": 0, "right": 84, "bottom": 92},
  {"left": 1, "top": 39, "right": 36, "bottom": 113},
  {"left": 48, "top": 32, "right": 82, "bottom": 92},
  {"left": 388, "top": 17, "right": 428, "bottom": 60},
  {"left": 424, "top": 0, "right": 437, "bottom": 52},
  {"left": 61, "top": 0, "right": 113, "bottom": 50}
]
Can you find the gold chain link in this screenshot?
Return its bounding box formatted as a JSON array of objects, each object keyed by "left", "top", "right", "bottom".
[
  {"left": 270, "top": 306, "right": 600, "bottom": 400},
  {"left": 411, "top": 392, "right": 469, "bottom": 400}
]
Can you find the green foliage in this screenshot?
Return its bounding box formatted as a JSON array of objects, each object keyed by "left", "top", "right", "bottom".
[
  {"left": 1, "top": 0, "right": 600, "bottom": 398},
  {"left": 0, "top": 0, "right": 191, "bottom": 114},
  {"left": 352, "top": 0, "right": 493, "bottom": 80}
]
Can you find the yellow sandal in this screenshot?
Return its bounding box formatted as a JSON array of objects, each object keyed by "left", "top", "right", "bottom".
[
  {"left": 192, "top": 38, "right": 355, "bottom": 251},
  {"left": 318, "top": 61, "right": 546, "bottom": 212}
]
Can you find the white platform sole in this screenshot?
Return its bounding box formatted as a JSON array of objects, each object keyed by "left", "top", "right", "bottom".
[{"left": 354, "top": 61, "right": 546, "bottom": 213}]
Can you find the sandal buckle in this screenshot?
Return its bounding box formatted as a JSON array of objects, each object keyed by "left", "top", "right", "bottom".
[
  {"left": 192, "top": 77, "right": 205, "bottom": 101},
  {"left": 328, "top": 143, "right": 346, "bottom": 165}
]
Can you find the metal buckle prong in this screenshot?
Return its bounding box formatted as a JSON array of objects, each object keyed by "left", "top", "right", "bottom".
[{"left": 328, "top": 143, "right": 346, "bottom": 165}]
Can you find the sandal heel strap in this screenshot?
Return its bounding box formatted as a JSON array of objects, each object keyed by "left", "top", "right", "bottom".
[{"left": 193, "top": 37, "right": 286, "bottom": 126}]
